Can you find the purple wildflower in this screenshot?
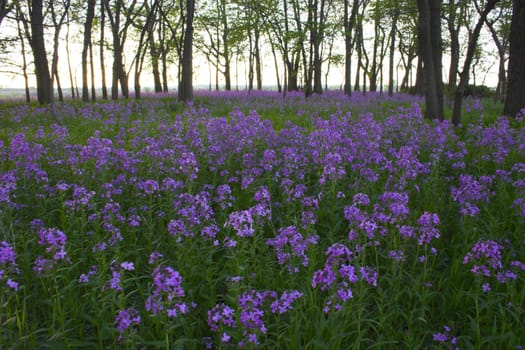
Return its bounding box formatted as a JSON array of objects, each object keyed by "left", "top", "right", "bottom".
[
  {"left": 270, "top": 290, "right": 303, "bottom": 314},
  {"left": 266, "top": 226, "right": 318, "bottom": 273},
  {"left": 114, "top": 308, "right": 141, "bottom": 340}
]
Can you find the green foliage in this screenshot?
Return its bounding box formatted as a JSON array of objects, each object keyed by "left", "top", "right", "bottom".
[{"left": 0, "top": 92, "right": 523, "bottom": 349}]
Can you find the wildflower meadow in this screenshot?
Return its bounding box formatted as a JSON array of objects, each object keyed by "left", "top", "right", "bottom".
[{"left": 0, "top": 91, "right": 524, "bottom": 349}]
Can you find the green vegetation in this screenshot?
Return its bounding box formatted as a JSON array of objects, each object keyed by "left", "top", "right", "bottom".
[{"left": 0, "top": 92, "right": 523, "bottom": 349}]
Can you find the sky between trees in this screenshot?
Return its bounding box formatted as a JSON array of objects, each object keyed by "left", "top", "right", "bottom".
[{"left": 0, "top": 0, "right": 523, "bottom": 122}]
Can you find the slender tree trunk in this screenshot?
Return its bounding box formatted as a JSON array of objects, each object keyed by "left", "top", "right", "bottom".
[
  {"left": 271, "top": 43, "right": 282, "bottom": 92},
  {"left": 82, "top": 0, "right": 96, "bottom": 102},
  {"left": 147, "top": 1, "right": 162, "bottom": 93},
  {"left": 149, "top": 37, "right": 163, "bottom": 93},
  {"left": 255, "top": 30, "right": 262, "bottom": 90},
  {"left": 55, "top": 71, "right": 64, "bottom": 102},
  {"left": 66, "top": 21, "right": 77, "bottom": 99},
  {"left": 50, "top": 1, "right": 69, "bottom": 103},
  {"left": 416, "top": 0, "right": 443, "bottom": 120},
  {"left": 178, "top": 0, "right": 194, "bottom": 102},
  {"left": 370, "top": 17, "right": 380, "bottom": 92},
  {"left": 388, "top": 9, "right": 399, "bottom": 96},
  {"left": 504, "top": 0, "right": 525, "bottom": 117},
  {"left": 16, "top": 8, "right": 31, "bottom": 102},
  {"left": 344, "top": 0, "right": 359, "bottom": 96},
  {"left": 89, "top": 42, "right": 96, "bottom": 100},
  {"left": 483, "top": 13, "right": 508, "bottom": 102},
  {"left": 100, "top": 0, "right": 108, "bottom": 99},
  {"left": 30, "top": 0, "right": 53, "bottom": 104},
  {"left": 452, "top": 0, "right": 500, "bottom": 125},
  {"left": 160, "top": 23, "right": 168, "bottom": 92},
  {"left": 248, "top": 28, "right": 254, "bottom": 91},
  {"left": 447, "top": 2, "right": 460, "bottom": 91},
  {"left": 354, "top": 17, "right": 363, "bottom": 91}
]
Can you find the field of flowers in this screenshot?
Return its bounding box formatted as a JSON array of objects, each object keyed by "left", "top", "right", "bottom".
[{"left": 0, "top": 91, "right": 524, "bottom": 349}]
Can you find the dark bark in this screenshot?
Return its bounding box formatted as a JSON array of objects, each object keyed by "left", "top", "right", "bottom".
[
  {"left": 82, "top": 0, "right": 96, "bottom": 102},
  {"left": 89, "top": 41, "right": 96, "bottom": 100},
  {"left": 30, "top": 0, "right": 53, "bottom": 104},
  {"left": 16, "top": 6, "right": 30, "bottom": 102},
  {"left": 343, "top": 0, "right": 359, "bottom": 96},
  {"left": 255, "top": 30, "right": 262, "bottom": 90},
  {"left": 446, "top": 1, "right": 461, "bottom": 91},
  {"left": 50, "top": 0, "right": 70, "bottom": 103},
  {"left": 484, "top": 17, "right": 507, "bottom": 102},
  {"left": 104, "top": 0, "right": 135, "bottom": 99},
  {"left": 66, "top": 22, "right": 77, "bottom": 99},
  {"left": 248, "top": 27, "right": 254, "bottom": 91},
  {"left": 416, "top": 0, "right": 443, "bottom": 120},
  {"left": 100, "top": 0, "right": 108, "bottom": 99},
  {"left": 504, "top": 0, "right": 525, "bottom": 117},
  {"left": 370, "top": 16, "right": 380, "bottom": 92},
  {"left": 452, "top": 0, "right": 500, "bottom": 126},
  {"left": 311, "top": 0, "right": 325, "bottom": 94},
  {"left": 388, "top": 8, "right": 399, "bottom": 96},
  {"left": 148, "top": 10, "right": 162, "bottom": 93},
  {"left": 270, "top": 42, "right": 282, "bottom": 92},
  {"left": 179, "top": 0, "right": 194, "bottom": 102}
]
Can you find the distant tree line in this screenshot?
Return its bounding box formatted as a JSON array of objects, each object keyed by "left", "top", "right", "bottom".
[{"left": 0, "top": 0, "right": 523, "bottom": 123}]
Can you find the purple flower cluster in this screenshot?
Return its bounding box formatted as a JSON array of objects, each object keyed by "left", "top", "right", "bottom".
[
  {"left": 33, "top": 226, "right": 68, "bottom": 275},
  {"left": 0, "top": 241, "right": 19, "bottom": 291},
  {"left": 432, "top": 325, "right": 459, "bottom": 350},
  {"left": 451, "top": 174, "right": 494, "bottom": 216},
  {"left": 224, "top": 188, "right": 272, "bottom": 241},
  {"left": 61, "top": 184, "right": 96, "bottom": 211},
  {"left": 0, "top": 170, "right": 17, "bottom": 209},
  {"left": 345, "top": 191, "right": 411, "bottom": 244},
  {"left": 463, "top": 239, "right": 523, "bottom": 291},
  {"left": 312, "top": 243, "right": 377, "bottom": 313},
  {"left": 78, "top": 265, "right": 98, "bottom": 284},
  {"left": 168, "top": 191, "right": 216, "bottom": 242},
  {"left": 145, "top": 265, "right": 190, "bottom": 317},
  {"left": 114, "top": 308, "right": 141, "bottom": 340},
  {"left": 207, "top": 289, "right": 303, "bottom": 347},
  {"left": 266, "top": 226, "right": 319, "bottom": 273},
  {"left": 102, "top": 260, "right": 134, "bottom": 291},
  {"left": 1, "top": 92, "right": 524, "bottom": 347}
]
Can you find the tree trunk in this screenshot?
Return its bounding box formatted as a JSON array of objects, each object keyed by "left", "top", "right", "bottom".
[
  {"left": 416, "top": 0, "right": 443, "bottom": 120},
  {"left": 82, "top": 0, "right": 96, "bottom": 102},
  {"left": 89, "top": 41, "right": 96, "bottom": 100},
  {"left": 66, "top": 21, "right": 77, "bottom": 99},
  {"left": 484, "top": 13, "right": 508, "bottom": 103},
  {"left": 100, "top": 0, "right": 108, "bottom": 99},
  {"left": 271, "top": 43, "right": 282, "bottom": 92},
  {"left": 248, "top": 28, "right": 254, "bottom": 91},
  {"left": 504, "top": 0, "right": 525, "bottom": 117},
  {"left": 30, "top": 0, "right": 53, "bottom": 104},
  {"left": 50, "top": 0, "right": 69, "bottom": 103},
  {"left": 370, "top": 17, "right": 380, "bottom": 92},
  {"left": 452, "top": 0, "right": 500, "bottom": 125},
  {"left": 178, "top": 0, "right": 194, "bottom": 102},
  {"left": 447, "top": 2, "right": 460, "bottom": 91},
  {"left": 16, "top": 7, "right": 31, "bottom": 102},
  {"left": 343, "top": 0, "right": 359, "bottom": 96},
  {"left": 388, "top": 9, "right": 399, "bottom": 96},
  {"left": 255, "top": 30, "right": 262, "bottom": 90},
  {"left": 159, "top": 22, "right": 168, "bottom": 92},
  {"left": 149, "top": 36, "right": 163, "bottom": 93}
]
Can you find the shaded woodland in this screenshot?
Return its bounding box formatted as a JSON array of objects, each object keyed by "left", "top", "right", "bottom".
[{"left": 0, "top": 0, "right": 524, "bottom": 122}]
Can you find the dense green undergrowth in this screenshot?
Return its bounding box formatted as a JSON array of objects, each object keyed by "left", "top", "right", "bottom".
[{"left": 0, "top": 91, "right": 523, "bottom": 349}]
